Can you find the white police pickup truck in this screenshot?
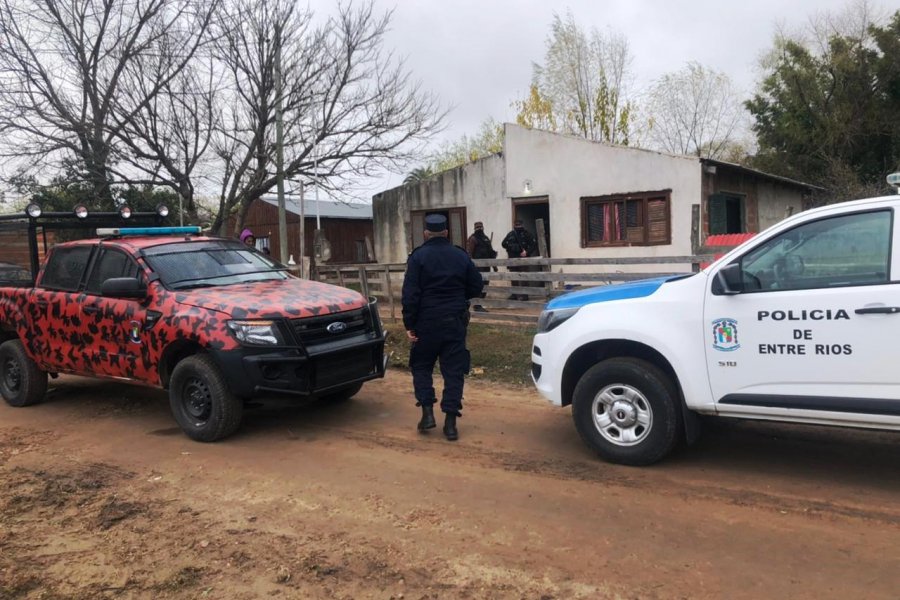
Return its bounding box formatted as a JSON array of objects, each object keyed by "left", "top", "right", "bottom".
[{"left": 532, "top": 195, "right": 900, "bottom": 465}]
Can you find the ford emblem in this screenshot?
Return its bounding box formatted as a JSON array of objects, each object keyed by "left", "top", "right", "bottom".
[{"left": 326, "top": 321, "right": 347, "bottom": 334}]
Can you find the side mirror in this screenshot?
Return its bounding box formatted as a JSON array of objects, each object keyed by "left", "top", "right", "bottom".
[
  {"left": 715, "top": 263, "right": 743, "bottom": 296},
  {"left": 101, "top": 277, "right": 147, "bottom": 299}
]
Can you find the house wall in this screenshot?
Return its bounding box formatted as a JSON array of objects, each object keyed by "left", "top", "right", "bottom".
[
  {"left": 240, "top": 199, "right": 373, "bottom": 264},
  {"left": 373, "top": 154, "right": 504, "bottom": 263},
  {"left": 701, "top": 165, "right": 805, "bottom": 237},
  {"left": 502, "top": 124, "right": 701, "bottom": 266}
]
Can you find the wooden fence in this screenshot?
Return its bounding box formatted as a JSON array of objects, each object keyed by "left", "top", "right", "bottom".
[{"left": 314, "top": 255, "right": 716, "bottom": 325}]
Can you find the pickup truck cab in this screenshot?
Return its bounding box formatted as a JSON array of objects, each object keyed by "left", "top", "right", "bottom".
[
  {"left": 0, "top": 220, "right": 386, "bottom": 441},
  {"left": 532, "top": 195, "right": 900, "bottom": 465}
]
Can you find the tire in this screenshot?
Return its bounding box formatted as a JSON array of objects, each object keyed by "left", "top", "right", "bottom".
[
  {"left": 0, "top": 339, "right": 48, "bottom": 407},
  {"left": 169, "top": 354, "right": 243, "bottom": 442},
  {"left": 315, "top": 381, "right": 364, "bottom": 404},
  {"left": 572, "top": 358, "right": 681, "bottom": 466}
]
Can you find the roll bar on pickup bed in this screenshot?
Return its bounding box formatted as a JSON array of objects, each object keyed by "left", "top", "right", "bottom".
[{"left": 0, "top": 203, "right": 170, "bottom": 281}]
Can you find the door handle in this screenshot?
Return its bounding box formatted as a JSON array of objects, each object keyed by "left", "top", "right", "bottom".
[
  {"left": 82, "top": 305, "right": 100, "bottom": 315},
  {"left": 854, "top": 306, "right": 900, "bottom": 315}
]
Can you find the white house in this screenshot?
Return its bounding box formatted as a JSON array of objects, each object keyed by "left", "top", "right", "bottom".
[{"left": 372, "top": 124, "right": 821, "bottom": 267}]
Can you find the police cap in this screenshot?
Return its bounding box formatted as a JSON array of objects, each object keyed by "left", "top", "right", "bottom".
[{"left": 425, "top": 214, "right": 448, "bottom": 232}]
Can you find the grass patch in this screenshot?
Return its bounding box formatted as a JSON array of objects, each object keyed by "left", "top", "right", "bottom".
[{"left": 383, "top": 320, "right": 535, "bottom": 386}]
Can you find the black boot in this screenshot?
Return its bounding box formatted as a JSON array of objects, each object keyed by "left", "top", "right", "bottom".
[
  {"left": 443, "top": 413, "right": 459, "bottom": 441},
  {"left": 417, "top": 404, "right": 436, "bottom": 431}
]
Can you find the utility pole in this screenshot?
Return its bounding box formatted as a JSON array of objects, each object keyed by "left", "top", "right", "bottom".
[
  {"left": 274, "top": 23, "right": 288, "bottom": 264},
  {"left": 299, "top": 180, "right": 306, "bottom": 278}
]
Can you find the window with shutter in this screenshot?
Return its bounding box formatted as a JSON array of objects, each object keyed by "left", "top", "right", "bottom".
[
  {"left": 707, "top": 193, "right": 745, "bottom": 234},
  {"left": 581, "top": 191, "right": 671, "bottom": 247}
]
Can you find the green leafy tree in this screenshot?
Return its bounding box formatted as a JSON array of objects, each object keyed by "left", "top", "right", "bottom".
[
  {"left": 513, "top": 84, "right": 557, "bottom": 132},
  {"left": 429, "top": 118, "right": 504, "bottom": 173},
  {"left": 747, "top": 9, "right": 900, "bottom": 201},
  {"left": 403, "top": 167, "right": 434, "bottom": 185},
  {"left": 531, "top": 11, "right": 634, "bottom": 144}
]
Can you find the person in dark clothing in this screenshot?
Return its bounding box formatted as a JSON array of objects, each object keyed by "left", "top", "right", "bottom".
[
  {"left": 402, "top": 214, "right": 484, "bottom": 441},
  {"left": 465, "top": 221, "right": 496, "bottom": 312},
  {"left": 501, "top": 219, "right": 538, "bottom": 301}
]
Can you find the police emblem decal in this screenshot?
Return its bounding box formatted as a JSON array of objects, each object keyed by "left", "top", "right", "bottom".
[
  {"left": 711, "top": 318, "right": 739, "bottom": 351},
  {"left": 128, "top": 320, "right": 142, "bottom": 345}
]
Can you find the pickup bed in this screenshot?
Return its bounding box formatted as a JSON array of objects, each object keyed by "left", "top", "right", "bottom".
[{"left": 0, "top": 219, "right": 386, "bottom": 441}]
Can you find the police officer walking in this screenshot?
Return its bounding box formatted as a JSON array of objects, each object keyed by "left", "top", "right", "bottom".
[{"left": 402, "top": 214, "right": 484, "bottom": 441}]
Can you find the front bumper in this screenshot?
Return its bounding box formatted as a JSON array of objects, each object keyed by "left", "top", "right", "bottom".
[
  {"left": 212, "top": 302, "right": 388, "bottom": 398},
  {"left": 214, "top": 337, "right": 387, "bottom": 398},
  {"left": 531, "top": 331, "right": 564, "bottom": 406}
]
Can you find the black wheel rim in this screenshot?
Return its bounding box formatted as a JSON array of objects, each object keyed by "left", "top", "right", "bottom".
[
  {"left": 3, "top": 357, "right": 21, "bottom": 393},
  {"left": 183, "top": 376, "right": 213, "bottom": 422}
]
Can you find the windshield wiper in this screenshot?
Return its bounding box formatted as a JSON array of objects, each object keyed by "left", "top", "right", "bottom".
[{"left": 172, "top": 282, "right": 219, "bottom": 290}]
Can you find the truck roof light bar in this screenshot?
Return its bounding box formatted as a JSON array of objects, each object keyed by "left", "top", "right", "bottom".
[{"left": 96, "top": 226, "right": 202, "bottom": 237}]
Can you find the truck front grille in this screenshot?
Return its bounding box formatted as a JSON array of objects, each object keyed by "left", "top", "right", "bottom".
[{"left": 291, "top": 308, "right": 370, "bottom": 346}]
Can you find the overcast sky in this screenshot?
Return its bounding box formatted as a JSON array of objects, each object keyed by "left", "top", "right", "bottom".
[{"left": 313, "top": 0, "right": 891, "bottom": 197}]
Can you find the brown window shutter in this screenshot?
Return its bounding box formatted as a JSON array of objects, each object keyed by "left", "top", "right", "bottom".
[{"left": 646, "top": 197, "right": 670, "bottom": 245}]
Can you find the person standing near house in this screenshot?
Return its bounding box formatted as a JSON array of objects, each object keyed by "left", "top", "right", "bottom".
[
  {"left": 402, "top": 214, "right": 484, "bottom": 441},
  {"left": 465, "top": 221, "right": 496, "bottom": 313},
  {"left": 501, "top": 219, "right": 538, "bottom": 301}
]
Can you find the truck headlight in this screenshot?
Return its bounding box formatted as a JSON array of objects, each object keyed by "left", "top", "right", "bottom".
[
  {"left": 227, "top": 320, "right": 285, "bottom": 345},
  {"left": 536, "top": 307, "right": 580, "bottom": 333}
]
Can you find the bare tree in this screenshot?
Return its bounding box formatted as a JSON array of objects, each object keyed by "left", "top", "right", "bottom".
[
  {"left": 110, "top": 59, "right": 220, "bottom": 219},
  {"left": 532, "top": 11, "right": 634, "bottom": 144},
  {"left": 210, "top": 0, "right": 445, "bottom": 236},
  {"left": 645, "top": 62, "right": 746, "bottom": 160},
  {"left": 0, "top": 0, "right": 217, "bottom": 205}
]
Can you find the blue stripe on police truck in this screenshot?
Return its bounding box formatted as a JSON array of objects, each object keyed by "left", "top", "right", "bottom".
[{"left": 545, "top": 275, "right": 688, "bottom": 310}]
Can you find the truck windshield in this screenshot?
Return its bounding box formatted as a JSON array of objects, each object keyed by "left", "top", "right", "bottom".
[{"left": 143, "top": 242, "right": 288, "bottom": 290}]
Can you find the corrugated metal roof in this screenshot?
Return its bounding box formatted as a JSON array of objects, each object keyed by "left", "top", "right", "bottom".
[
  {"left": 701, "top": 158, "right": 825, "bottom": 191},
  {"left": 705, "top": 233, "right": 756, "bottom": 247},
  {"left": 260, "top": 195, "right": 372, "bottom": 220}
]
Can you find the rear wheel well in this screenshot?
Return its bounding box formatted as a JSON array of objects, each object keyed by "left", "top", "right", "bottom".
[
  {"left": 561, "top": 340, "right": 683, "bottom": 408},
  {"left": 159, "top": 341, "right": 204, "bottom": 389}
]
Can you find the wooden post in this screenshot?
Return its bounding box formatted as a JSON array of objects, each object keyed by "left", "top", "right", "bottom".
[
  {"left": 337, "top": 268, "right": 345, "bottom": 287},
  {"left": 358, "top": 266, "right": 370, "bottom": 298},
  {"left": 384, "top": 265, "right": 395, "bottom": 322},
  {"left": 535, "top": 218, "right": 548, "bottom": 258},
  {"left": 535, "top": 218, "right": 549, "bottom": 293},
  {"left": 691, "top": 204, "right": 701, "bottom": 272},
  {"left": 690, "top": 204, "right": 700, "bottom": 256}
]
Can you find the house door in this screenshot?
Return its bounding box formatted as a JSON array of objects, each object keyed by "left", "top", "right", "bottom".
[
  {"left": 410, "top": 207, "right": 467, "bottom": 250},
  {"left": 512, "top": 197, "right": 550, "bottom": 257}
]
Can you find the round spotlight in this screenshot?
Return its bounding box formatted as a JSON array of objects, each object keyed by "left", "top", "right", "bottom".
[
  {"left": 25, "top": 203, "right": 42, "bottom": 218},
  {"left": 119, "top": 205, "right": 133, "bottom": 219},
  {"left": 74, "top": 204, "right": 89, "bottom": 219},
  {"left": 156, "top": 204, "right": 169, "bottom": 218}
]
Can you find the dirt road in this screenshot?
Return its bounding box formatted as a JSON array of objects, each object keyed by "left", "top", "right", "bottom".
[{"left": 1, "top": 372, "right": 898, "bottom": 599}]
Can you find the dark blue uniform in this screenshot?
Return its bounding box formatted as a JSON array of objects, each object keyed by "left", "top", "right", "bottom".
[{"left": 402, "top": 235, "right": 484, "bottom": 415}]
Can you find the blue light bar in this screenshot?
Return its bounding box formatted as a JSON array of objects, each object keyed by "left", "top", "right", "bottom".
[{"left": 97, "top": 226, "right": 202, "bottom": 236}]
